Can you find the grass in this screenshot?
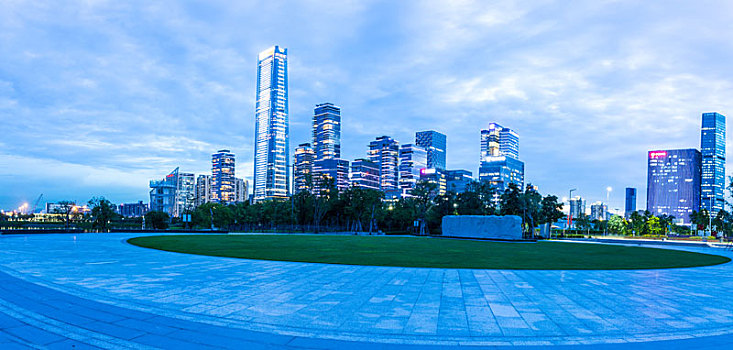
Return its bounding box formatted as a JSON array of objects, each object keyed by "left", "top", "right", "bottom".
[{"left": 127, "top": 235, "right": 731, "bottom": 270}]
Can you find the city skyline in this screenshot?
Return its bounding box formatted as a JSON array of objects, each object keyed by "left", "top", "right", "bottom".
[{"left": 2, "top": 1, "right": 733, "bottom": 211}]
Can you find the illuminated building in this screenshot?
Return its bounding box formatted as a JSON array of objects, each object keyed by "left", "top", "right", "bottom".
[
  {"left": 313, "top": 158, "right": 350, "bottom": 193},
  {"left": 313, "top": 103, "right": 341, "bottom": 161},
  {"left": 479, "top": 123, "right": 524, "bottom": 191},
  {"left": 351, "top": 159, "right": 380, "bottom": 190},
  {"left": 700, "top": 112, "right": 726, "bottom": 215},
  {"left": 253, "top": 45, "right": 289, "bottom": 201},
  {"left": 212, "top": 150, "right": 236, "bottom": 204},
  {"left": 444, "top": 169, "right": 473, "bottom": 193},
  {"left": 368, "top": 136, "right": 400, "bottom": 195},
  {"left": 415, "top": 130, "right": 446, "bottom": 170},
  {"left": 118, "top": 201, "right": 149, "bottom": 217},
  {"left": 419, "top": 168, "right": 446, "bottom": 196},
  {"left": 195, "top": 175, "right": 212, "bottom": 206},
  {"left": 590, "top": 202, "right": 608, "bottom": 221},
  {"left": 480, "top": 123, "right": 519, "bottom": 161},
  {"left": 294, "top": 143, "right": 315, "bottom": 193},
  {"left": 624, "top": 188, "right": 637, "bottom": 218},
  {"left": 399, "top": 144, "right": 428, "bottom": 196},
  {"left": 646, "top": 149, "right": 701, "bottom": 225},
  {"left": 150, "top": 167, "right": 194, "bottom": 217}
]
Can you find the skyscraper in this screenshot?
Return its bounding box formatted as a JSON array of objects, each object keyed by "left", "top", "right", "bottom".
[
  {"left": 415, "top": 130, "right": 446, "bottom": 170},
  {"left": 149, "top": 167, "right": 194, "bottom": 217},
  {"left": 294, "top": 143, "right": 315, "bottom": 193},
  {"left": 313, "top": 158, "right": 350, "bottom": 193},
  {"left": 444, "top": 170, "right": 473, "bottom": 193},
  {"left": 399, "top": 144, "right": 428, "bottom": 196},
  {"left": 253, "top": 45, "right": 289, "bottom": 201},
  {"left": 368, "top": 136, "right": 400, "bottom": 196},
  {"left": 569, "top": 196, "right": 585, "bottom": 221},
  {"left": 234, "top": 177, "right": 248, "bottom": 203},
  {"left": 480, "top": 123, "right": 519, "bottom": 161},
  {"left": 211, "top": 150, "right": 235, "bottom": 204},
  {"left": 647, "top": 149, "right": 701, "bottom": 225},
  {"left": 624, "top": 187, "right": 637, "bottom": 218},
  {"left": 479, "top": 123, "right": 524, "bottom": 191},
  {"left": 313, "top": 103, "right": 341, "bottom": 161},
  {"left": 590, "top": 202, "right": 608, "bottom": 221},
  {"left": 195, "top": 175, "right": 212, "bottom": 206},
  {"left": 700, "top": 112, "right": 726, "bottom": 215}
]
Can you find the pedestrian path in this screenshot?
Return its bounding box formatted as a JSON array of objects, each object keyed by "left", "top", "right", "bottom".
[{"left": 1, "top": 232, "right": 733, "bottom": 349}]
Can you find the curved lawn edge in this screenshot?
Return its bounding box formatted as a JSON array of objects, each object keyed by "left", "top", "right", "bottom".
[{"left": 127, "top": 234, "right": 731, "bottom": 270}]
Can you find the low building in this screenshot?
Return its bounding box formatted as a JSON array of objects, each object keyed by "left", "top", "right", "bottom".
[{"left": 118, "top": 201, "right": 149, "bottom": 217}]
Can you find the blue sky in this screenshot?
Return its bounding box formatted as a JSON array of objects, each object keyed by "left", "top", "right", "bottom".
[{"left": 1, "top": 0, "right": 733, "bottom": 212}]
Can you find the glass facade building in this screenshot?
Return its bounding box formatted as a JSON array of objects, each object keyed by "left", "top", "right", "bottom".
[
  {"left": 624, "top": 187, "right": 637, "bottom": 218},
  {"left": 195, "top": 175, "right": 212, "bottom": 206},
  {"left": 478, "top": 156, "right": 525, "bottom": 191},
  {"left": 149, "top": 167, "right": 194, "bottom": 217},
  {"left": 351, "top": 159, "right": 380, "bottom": 190},
  {"left": 253, "top": 45, "right": 289, "bottom": 201},
  {"left": 415, "top": 130, "right": 446, "bottom": 170},
  {"left": 212, "top": 149, "right": 236, "bottom": 204},
  {"left": 368, "top": 136, "right": 400, "bottom": 193},
  {"left": 313, "top": 158, "right": 350, "bottom": 193},
  {"left": 480, "top": 123, "right": 519, "bottom": 161},
  {"left": 646, "top": 149, "right": 701, "bottom": 225},
  {"left": 700, "top": 112, "right": 726, "bottom": 215},
  {"left": 313, "top": 103, "right": 341, "bottom": 161},
  {"left": 399, "top": 144, "right": 428, "bottom": 196},
  {"left": 294, "top": 143, "right": 315, "bottom": 193},
  {"left": 569, "top": 196, "right": 585, "bottom": 222},
  {"left": 444, "top": 169, "right": 473, "bottom": 193}
]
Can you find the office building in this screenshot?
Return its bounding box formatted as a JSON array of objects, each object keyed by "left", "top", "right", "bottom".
[
  {"left": 118, "top": 201, "right": 149, "bottom": 217},
  {"left": 480, "top": 123, "right": 519, "bottom": 161},
  {"left": 150, "top": 167, "right": 194, "bottom": 217},
  {"left": 212, "top": 150, "right": 236, "bottom": 204},
  {"left": 445, "top": 169, "right": 473, "bottom": 193},
  {"left": 368, "top": 136, "right": 400, "bottom": 193},
  {"left": 195, "top": 175, "right": 212, "bottom": 206},
  {"left": 294, "top": 143, "right": 315, "bottom": 193},
  {"left": 399, "top": 144, "right": 428, "bottom": 196},
  {"left": 313, "top": 103, "right": 341, "bottom": 161},
  {"left": 253, "top": 45, "right": 289, "bottom": 201},
  {"left": 419, "top": 168, "right": 447, "bottom": 196},
  {"left": 415, "top": 130, "right": 446, "bottom": 170},
  {"left": 351, "top": 159, "right": 380, "bottom": 190},
  {"left": 624, "top": 188, "right": 637, "bottom": 218},
  {"left": 701, "top": 112, "right": 726, "bottom": 215},
  {"left": 646, "top": 149, "right": 702, "bottom": 225},
  {"left": 313, "top": 158, "right": 350, "bottom": 193}
]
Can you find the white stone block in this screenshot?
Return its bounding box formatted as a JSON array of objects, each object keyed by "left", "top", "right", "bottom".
[{"left": 441, "top": 215, "right": 523, "bottom": 240}]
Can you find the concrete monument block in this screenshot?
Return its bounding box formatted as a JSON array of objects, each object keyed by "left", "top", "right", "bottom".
[{"left": 441, "top": 215, "right": 523, "bottom": 240}]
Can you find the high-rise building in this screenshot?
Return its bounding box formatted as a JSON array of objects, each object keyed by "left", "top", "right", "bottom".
[
  {"left": 294, "top": 143, "right": 315, "bottom": 193},
  {"left": 313, "top": 103, "right": 341, "bottom": 161},
  {"left": 701, "top": 112, "right": 726, "bottom": 215},
  {"left": 212, "top": 150, "right": 236, "bottom": 204},
  {"left": 569, "top": 196, "right": 585, "bottom": 221},
  {"left": 149, "top": 167, "right": 194, "bottom": 217},
  {"left": 419, "top": 168, "right": 447, "bottom": 196},
  {"left": 590, "top": 202, "right": 608, "bottom": 221},
  {"left": 313, "top": 158, "right": 350, "bottom": 193},
  {"left": 647, "top": 149, "right": 702, "bottom": 225},
  {"left": 368, "top": 136, "right": 400, "bottom": 193},
  {"left": 624, "top": 188, "right": 637, "bottom": 218},
  {"left": 195, "top": 175, "right": 212, "bottom": 206},
  {"left": 118, "top": 201, "right": 149, "bottom": 217},
  {"left": 234, "top": 177, "right": 248, "bottom": 203},
  {"left": 399, "top": 144, "right": 428, "bottom": 196},
  {"left": 415, "top": 130, "right": 446, "bottom": 170},
  {"left": 253, "top": 45, "right": 289, "bottom": 201},
  {"left": 351, "top": 159, "right": 380, "bottom": 190},
  {"left": 479, "top": 123, "right": 524, "bottom": 191},
  {"left": 480, "top": 123, "right": 519, "bottom": 161},
  {"left": 444, "top": 169, "right": 473, "bottom": 193}
]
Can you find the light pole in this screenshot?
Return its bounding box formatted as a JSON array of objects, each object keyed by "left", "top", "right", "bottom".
[
  {"left": 604, "top": 187, "right": 612, "bottom": 236},
  {"left": 563, "top": 188, "right": 576, "bottom": 238}
]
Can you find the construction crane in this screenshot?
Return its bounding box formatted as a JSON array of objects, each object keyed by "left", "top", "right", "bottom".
[{"left": 31, "top": 194, "right": 43, "bottom": 214}]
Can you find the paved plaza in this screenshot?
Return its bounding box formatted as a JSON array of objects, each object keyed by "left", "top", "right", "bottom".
[{"left": 1, "top": 232, "right": 733, "bottom": 349}]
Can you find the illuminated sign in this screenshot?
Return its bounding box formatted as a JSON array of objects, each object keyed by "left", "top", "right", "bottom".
[
  {"left": 649, "top": 151, "right": 667, "bottom": 159},
  {"left": 420, "top": 168, "right": 435, "bottom": 175}
]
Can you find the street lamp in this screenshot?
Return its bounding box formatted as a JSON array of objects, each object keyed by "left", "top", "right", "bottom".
[
  {"left": 604, "top": 187, "right": 612, "bottom": 236},
  {"left": 563, "top": 188, "right": 576, "bottom": 238}
]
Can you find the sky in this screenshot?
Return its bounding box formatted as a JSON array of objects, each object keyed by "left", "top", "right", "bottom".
[{"left": 1, "top": 0, "right": 733, "bottom": 213}]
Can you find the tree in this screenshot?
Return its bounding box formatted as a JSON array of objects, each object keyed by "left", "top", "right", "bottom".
[
  {"left": 412, "top": 181, "right": 439, "bottom": 235},
  {"left": 53, "top": 201, "right": 77, "bottom": 231},
  {"left": 88, "top": 197, "right": 118, "bottom": 232},
  {"left": 713, "top": 209, "right": 733, "bottom": 238},
  {"left": 313, "top": 175, "right": 338, "bottom": 233},
  {"left": 646, "top": 216, "right": 663, "bottom": 236},
  {"left": 689, "top": 209, "right": 709, "bottom": 234},
  {"left": 537, "top": 195, "right": 564, "bottom": 237},
  {"left": 145, "top": 211, "right": 170, "bottom": 230},
  {"left": 574, "top": 214, "right": 592, "bottom": 233},
  {"left": 342, "top": 187, "right": 383, "bottom": 233},
  {"left": 607, "top": 215, "right": 626, "bottom": 235}
]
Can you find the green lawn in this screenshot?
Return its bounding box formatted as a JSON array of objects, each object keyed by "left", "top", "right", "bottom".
[{"left": 127, "top": 235, "right": 731, "bottom": 270}]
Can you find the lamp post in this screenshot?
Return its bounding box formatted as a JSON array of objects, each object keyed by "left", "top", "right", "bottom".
[
  {"left": 604, "top": 187, "right": 612, "bottom": 236},
  {"left": 563, "top": 188, "right": 576, "bottom": 239}
]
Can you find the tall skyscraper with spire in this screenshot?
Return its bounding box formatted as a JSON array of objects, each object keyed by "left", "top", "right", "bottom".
[
  {"left": 700, "top": 112, "right": 726, "bottom": 215},
  {"left": 253, "top": 46, "right": 289, "bottom": 201}
]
